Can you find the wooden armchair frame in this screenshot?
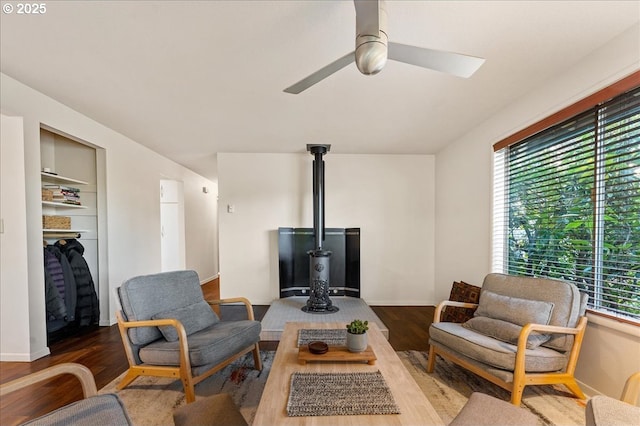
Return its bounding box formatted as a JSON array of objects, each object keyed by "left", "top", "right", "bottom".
[
  {"left": 0, "top": 363, "right": 97, "bottom": 398},
  {"left": 0, "top": 363, "right": 134, "bottom": 424},
  {"left": 621, "top": 371, "right": 640, "bottom": 405},
  {"left": 427, "top": 300, "right": 588, "bottom": 405},
  {"left": 116, "top": 297, "right": 261, "bottom": 404}
]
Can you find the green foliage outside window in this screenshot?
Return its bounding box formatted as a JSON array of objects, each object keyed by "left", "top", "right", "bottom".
[{"left": 502, "top": 87, "right": 640, "bottom": 320}]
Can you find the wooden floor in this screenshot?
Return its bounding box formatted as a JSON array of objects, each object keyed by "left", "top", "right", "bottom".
[{"left": 0, "top": 305, "right": 434, "bottom": 425}]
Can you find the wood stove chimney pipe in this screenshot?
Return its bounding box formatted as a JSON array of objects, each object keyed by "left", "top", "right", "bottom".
[{"left": 307, "top": 144, "right": 330, "bottom": 251}]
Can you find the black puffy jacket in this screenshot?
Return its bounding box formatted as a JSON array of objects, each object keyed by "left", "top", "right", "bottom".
[{"left": 55, "top": 239, "right": 100, "bottom": 326}]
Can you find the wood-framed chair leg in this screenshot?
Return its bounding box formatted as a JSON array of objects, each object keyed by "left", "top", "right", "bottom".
[
  {"left": 182, "top": 375, "right": 196, "bottom": 403},
  {"left": 564, "top": 379, "right": 586, "bottom": 400},
  {"left": 252, "top": 343, "right": 262, "bottom": 371},
  {"left": 426, "top": 346, "right": 436, "bottom": 373},
  {"left": 116, "top": 370, "right": 141, "bottom": 390},
  {"left": 510, "top": 385, "right": 525, "bottom": 406}
]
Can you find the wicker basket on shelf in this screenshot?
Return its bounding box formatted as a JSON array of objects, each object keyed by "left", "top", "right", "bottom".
[{"left": 42, "top": 215, "right": 71, "bottom": 230}]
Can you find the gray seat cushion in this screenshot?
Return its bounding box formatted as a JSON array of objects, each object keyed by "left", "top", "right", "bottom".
[
  {"left": 140, "top": 320, "right": 261, "bottom": 367},
  {"left": 429, "top": 322, "right": 567, "bottom": 372},
  {"left": 173, "top": 393, "right": 248, "bottom": 426},
  {"left": 462, "top": 288, "right": 557, "bottom": 349},
  {"left": 482, "top": 273, "right": 586, "bottom": 351},
  {"left": 152, "top": 300, "right": 220, "bottom": 342},
  {"left": 586, "top": 395, "right": 640, "bottom": 426},
  {"left": 23, "top": 394, "right": 131, "bottom": 425},
  {"left": 463, "top": 316, "right": 551, "bottom": 349},
  {"left": 449, "top": 392, "right": 538, "bottom": 426},
  {"left": 474, "top": 290, "right": 555, "bottom": 326}
]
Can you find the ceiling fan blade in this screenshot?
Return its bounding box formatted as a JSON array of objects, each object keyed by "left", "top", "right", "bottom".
[
  {"left": 283, "top": 51, "right": 355, "bottom": 94},
  {"left": 388, "top": 42, "right": 484, "bottom": 78}
]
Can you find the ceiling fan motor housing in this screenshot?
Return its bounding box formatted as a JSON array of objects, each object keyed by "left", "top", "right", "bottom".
[
  {"left": 355, "top": 0, "right": 388, "bottom": 75},
  {"left": 355, "top": 33, "right": 388, "bottom": 75}
]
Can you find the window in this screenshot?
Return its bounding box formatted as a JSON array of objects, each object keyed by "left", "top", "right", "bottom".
[{"left": 493, "top": 76, "right": 640, "bottom": 323}]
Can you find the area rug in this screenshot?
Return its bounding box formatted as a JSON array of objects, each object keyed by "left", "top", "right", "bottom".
[
  {"left": 286, "top": 371, "right": 399, "bottom": 417},
  {"left": 297, "top": 328, "right": 347, "bottom": 346},
  {"left": 400, "top": 351, "right": 586, "bottom": 425},
  {"left": 99, "top": 351, "right": 275, "bottom": 426},
  {"left": 99, "top": 350, "right": 586, "bottom": 425}
]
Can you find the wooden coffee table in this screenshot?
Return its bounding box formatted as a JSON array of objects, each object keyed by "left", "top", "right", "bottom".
[{"left": 253, "top": 321, "right": 444, "bottom": 425}]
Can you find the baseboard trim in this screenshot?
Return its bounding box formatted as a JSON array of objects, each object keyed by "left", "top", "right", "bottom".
[
  {"left": 1, "top": 347, "right": 50, "bottom": 362},
  {"left": 200, "top": 273, "right": 220, "bottom": 285},
  {"left": 0, "top": 352, "right": 32, "bottom": 362},
  {"left": 577, "top": 379, "right": 600, "bottom": 398}
]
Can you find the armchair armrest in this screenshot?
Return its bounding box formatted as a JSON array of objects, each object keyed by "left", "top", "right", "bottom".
[
  {"left": 0, "top": 363, "right": 97, "bottom": 398},
  {"left": 514, "top": 316, "right": 588, "bottom": 378},
  {"left": 621, "top": 371, "right": 640, "bottom": 405},
  {"left": 118, "top": 316, "right": 188, "bottom": 338},
  {"left": 116, "top": 311, "right": 192, "bottom": 371},
  {"left": 434, "top": 300, "right": 479, "bottom": 323},
  {"left": 517, "top": 320, "right": 585, "bottom": 346},
  {"left": 1, "top": 362, "right": 132, "bottom": 426},
  {"left": 206, "top": 297, "right": 255, "bottom": 321}
]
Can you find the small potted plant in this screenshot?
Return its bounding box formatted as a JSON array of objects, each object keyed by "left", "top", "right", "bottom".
[{"left": 346, "top": 319, "right": 369, "bottom": 353}]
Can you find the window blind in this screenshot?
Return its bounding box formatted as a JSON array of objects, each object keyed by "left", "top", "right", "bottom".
[
  {"left": 592, "top": 89, "right": 640, "bottom": 318},
  {"left": 493, "top": 85, "right": 640, "bottom": 322}
]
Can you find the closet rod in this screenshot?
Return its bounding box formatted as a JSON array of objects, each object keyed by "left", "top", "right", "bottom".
[{"left": 43, "top": 233, "right": 81, "bottom": 239}]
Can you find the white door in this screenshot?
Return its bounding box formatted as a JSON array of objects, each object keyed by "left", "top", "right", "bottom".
[{"left": 160, "top": 180, "right": 185, "bottom": 272}]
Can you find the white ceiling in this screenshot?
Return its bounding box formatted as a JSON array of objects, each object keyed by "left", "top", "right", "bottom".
[{"left": 1, "top": 1, "right": 639, "bottom": 181}]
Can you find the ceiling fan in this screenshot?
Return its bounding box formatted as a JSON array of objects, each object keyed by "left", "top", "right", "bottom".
[{"left": 284, "top": 0, "right": 485, "bottom": 94}]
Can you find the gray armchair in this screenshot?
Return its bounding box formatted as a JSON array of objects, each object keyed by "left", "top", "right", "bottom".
[
  {"left": 586, "top": 372, "right": 640, "bottom": 426},
  {"left": 116, "top": 270, "right": 262, "bottom": 403},
  {"left": 428, "top": 273, "right": 588, "bottom": 405},
  {"left": 0, "top": 363, "right": 132, "bottom": 425}
]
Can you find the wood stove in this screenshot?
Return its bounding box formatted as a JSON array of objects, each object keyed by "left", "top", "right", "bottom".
[{"left": 302, "top": 144, "right": 339, "bottom": 314}]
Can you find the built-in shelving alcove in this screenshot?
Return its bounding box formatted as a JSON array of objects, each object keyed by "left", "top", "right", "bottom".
[{"left": 40, "top": 126, "right": 109, "bottom": 342}]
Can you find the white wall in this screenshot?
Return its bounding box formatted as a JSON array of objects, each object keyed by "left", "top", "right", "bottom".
[
  {"left": 0, "top": 114, "right": 45, "bottom": 360},
  {"left": 434, "top": 24, "right": 640, "bottom": 397},
  {"left": 0, "top": 73, "right": 218, "bottom": 361},
  {"left": 218, "top": 153, "right": 435, "bottom": 305}
]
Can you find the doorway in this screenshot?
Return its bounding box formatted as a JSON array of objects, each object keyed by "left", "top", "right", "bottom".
[{"left": 160, "top": 179, "right": 185, "bottom": 272}]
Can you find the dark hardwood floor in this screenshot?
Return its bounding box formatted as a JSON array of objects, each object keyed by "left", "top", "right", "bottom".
[{"left": 0, "top": 305, "right": 434, "bottom": 425}]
